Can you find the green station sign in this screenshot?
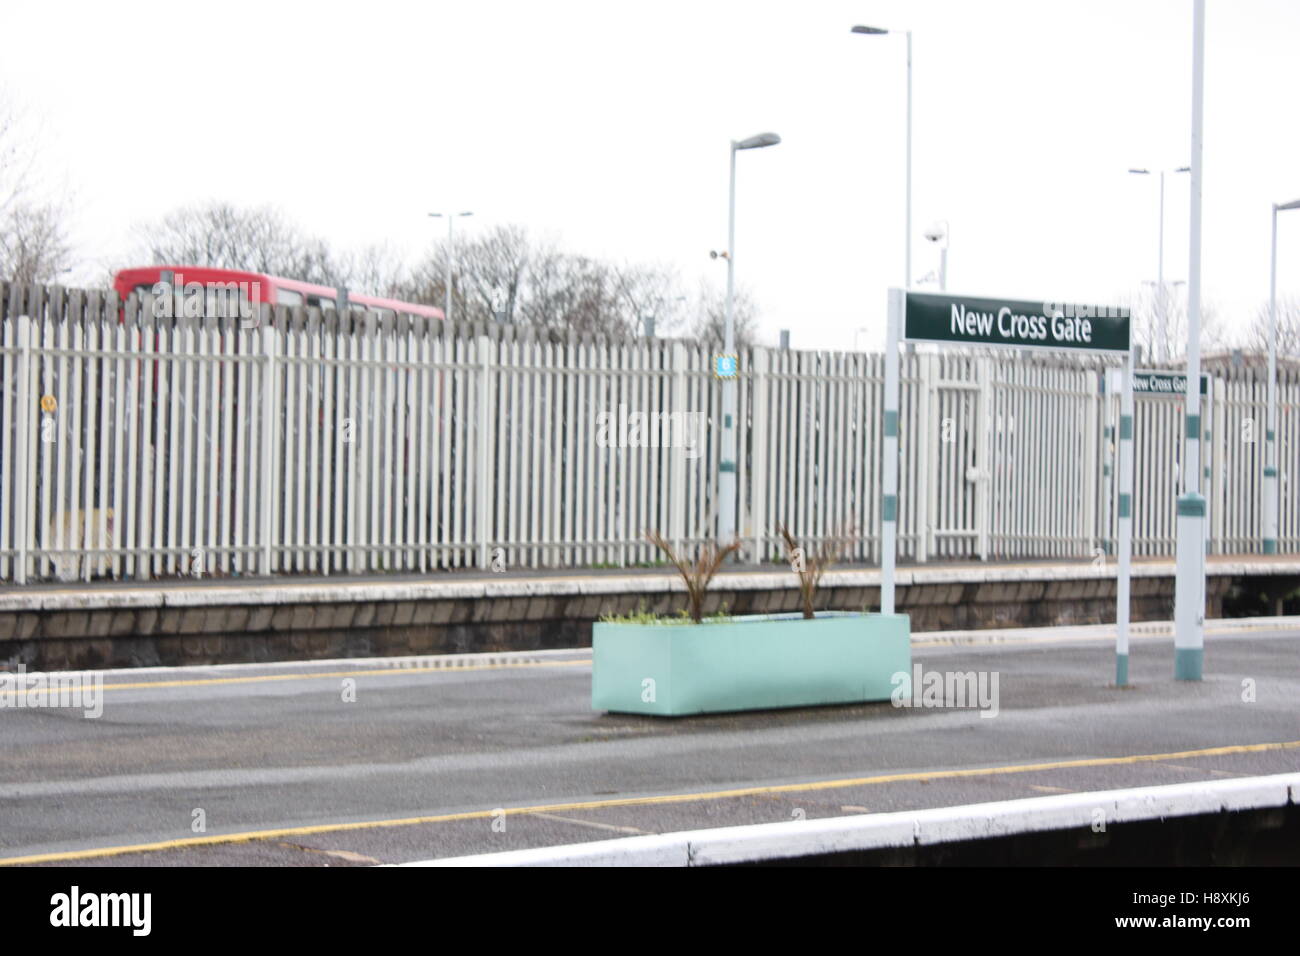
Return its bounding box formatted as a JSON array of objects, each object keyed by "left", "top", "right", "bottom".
[
  {"left": 1132, "top": 370, "right": 1208, "bottom": 396},
  {"left": 904, "top": 292, "right": 1130, "bottom": 354}
]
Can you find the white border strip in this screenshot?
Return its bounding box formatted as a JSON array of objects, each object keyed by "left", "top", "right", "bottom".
[
  {"left": 4, "top": 648, "right": 585, "bottom": 683},
  {"left": 913, "top": 614, "right": 1300, "bottom": 646},
  {"left": 402, "top": 773, "right": 1300, "bottom": 867}
]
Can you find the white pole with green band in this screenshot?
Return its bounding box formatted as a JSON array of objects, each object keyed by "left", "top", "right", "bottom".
[
  {"left": 1116, "top": 352, "right": 1135, "bottom": 686},
  {"left": 882, "top": 288, "right": 903, "bottom": 615},
  {"left": 1265, "top": 198, "right": 1300, "bottom": 553},
  {"left": 1174, "top": 0, "right": 1206, "bottom": 682},
  {"left": 1204, "top": 377, "right": 1214, "bottom": 552},
  {"left": 1266, "top": 203, "right": 1279, "bottom": 555}
]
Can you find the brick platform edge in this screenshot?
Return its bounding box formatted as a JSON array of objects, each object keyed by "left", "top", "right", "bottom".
[{"left": 2, "top": 562, "right": 1288, "bottom": 670}]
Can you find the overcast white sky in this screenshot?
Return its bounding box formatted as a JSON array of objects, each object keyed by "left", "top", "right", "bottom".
[{"left": 4, "top": 0, "right": 1299, "bottom": 350}]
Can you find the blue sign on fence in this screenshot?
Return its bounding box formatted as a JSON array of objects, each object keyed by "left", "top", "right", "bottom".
[{"left": 713, "top": 353, "right": 738, "bottom": 379}]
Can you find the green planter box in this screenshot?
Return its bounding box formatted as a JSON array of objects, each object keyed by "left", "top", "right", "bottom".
[{"left": 592, "top": 612, "right": 911, "bottom": 716}]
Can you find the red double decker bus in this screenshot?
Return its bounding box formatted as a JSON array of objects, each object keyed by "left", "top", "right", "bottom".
[{"left": 112, "top": 266, "right": 444, "bottom": 322}]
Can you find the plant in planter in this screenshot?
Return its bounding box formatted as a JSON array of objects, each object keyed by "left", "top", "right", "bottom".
[
  {"left": 643, "top": 530, "right": 740, "bottom": 622},
  {"left": 591, "top": 524, "right": 910, "bottom": 717},
  {"left": 776, "top": 520, "right": 856, "bottom": 619}
]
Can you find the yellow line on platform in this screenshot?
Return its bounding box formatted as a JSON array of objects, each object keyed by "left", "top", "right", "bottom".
[{"left": 2, "top": 739, "right": 1296, "bottom": 866}]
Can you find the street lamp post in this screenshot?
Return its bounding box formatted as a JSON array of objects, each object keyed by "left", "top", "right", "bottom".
[
  {"left": 1128, "top": 166, "right": 1189, "bottom": 335},
  {"left": 852, "top": 25, "right": 912, "bottom": 288},
  {"left": 719, "top": 132, "right": 780, "bottom": 546},
  {"left": 428, "top": 211, "right": 473, "bottom": 322},
  {"left": 1266, "top": 198, "right": 1300, "bottom": 554},
  {"left": 1173, "top": 0, "right": 1206, "bottom": 681}
]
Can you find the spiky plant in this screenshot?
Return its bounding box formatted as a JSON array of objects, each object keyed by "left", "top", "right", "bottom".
[
  {"left": 644, "top": 530, "right": 741, "bottom": 623},
  {"left": 776, "top": 520, "right": 857, "bottom": 619}
]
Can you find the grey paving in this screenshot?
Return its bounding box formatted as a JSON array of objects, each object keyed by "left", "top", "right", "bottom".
[{"left": 1, "top": 629, "right": 1297, "bottom": 866}]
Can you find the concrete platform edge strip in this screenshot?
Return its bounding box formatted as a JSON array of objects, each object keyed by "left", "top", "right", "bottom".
[
  {"left": 911, "top": 614, "right": 1300, "bottom": 646},
  {"left": 6, "top": 615, "right": 1298, "bottom": 679},
  {"left": 398, "top": 772, "right": 1300, "bottom": 867},
  {"left": 4, "top": 558, "right": 1299, "bottom": 612}
]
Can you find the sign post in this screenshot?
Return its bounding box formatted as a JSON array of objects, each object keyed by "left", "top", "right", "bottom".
[
  {"left": 1175, "top": 0, "right": 1207, "bottom": 682},
  {"left": 1116, "top": 352, "right": 1135, "bottom": 686},
  {"left": 882, "top": 290, "right": 1132, "bottom": 683},
  {"left": 881, "top": 289, "right": 904, "bottom": 614}
]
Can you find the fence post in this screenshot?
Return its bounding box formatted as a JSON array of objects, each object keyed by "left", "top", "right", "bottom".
[
  {"left": 924, "top": 352, "right": 941, "bottom": 562},
  {"left": 915, "top": 352, "right": 931, "bottom": 563},
  {"left": 1212, "top": 373, "right": 1227, "bottom": 553},
  {"left": 976, "top": 355, "right": 993, "bottom": 562},
  {"left": 1202, "top": 375, "right": 1213, "bottom": 554},
  {"left": 1116, "top": 353, "right": 1135, "bottom": 685},
  {"left": 1100, "top": 371, "right": 1114, "bottom": 555},
  {"left": 671, "top": 341, "right": 687, "bottom": 552},
  {"left": 477, "top": 335, "right": 493, "bottom": 570},
  {"left": 13, "top": 314, "right": 32, "bottom": 585},
  {"left": 260, "top": 313, "right": 277, "bottom": 575},
  {"left": 882, "top": 289, "right": 903, "bottom": 614},
  {"left": 749, "top": 347, "right": 769, "bottom": 563},
  {"left": 1083, "top": 368, "right": 1098, "bottom": 559},
  {"left": 1267, "top": 363, "right": 1280, "bottom": 554}
]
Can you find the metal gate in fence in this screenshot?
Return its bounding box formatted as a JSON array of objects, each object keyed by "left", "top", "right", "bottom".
[
  {"left": 914, "top": 353, "right": 1103, "bottom": 564},
  {"left": 925, "top": 354, "right": 984, "bottom": 561}
]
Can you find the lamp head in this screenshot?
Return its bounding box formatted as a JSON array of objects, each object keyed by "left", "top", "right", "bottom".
[{"left": 734, "top": 132, "right": 781, "bottom": 150}]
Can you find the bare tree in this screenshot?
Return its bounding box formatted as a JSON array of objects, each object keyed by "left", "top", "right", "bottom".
[
  {"left": 524, "top": 250, "right": 631, "bottom": 335},
  {"left": 457, "top": 224, "right": 532, "bottom": 324},
  {"left": 400, "top": 224, "right": 533, "bottom": 325},
  {"left": 335, "top": 241, "right": 410, "bottom": 299},
  {"left": 403, "top": 224, "right": 699, "bottom": 337},
  {"left": 128, "top": 207, "right": 761, "bottom": 342},
  {"left": 1, "top": 202, "right": 72, "bottom": 285},
  {"left": 130, "top": 201, "right": 344, "bottom": 286},
  {"left": 1125, "top": 284, "right": 1227, "bottom": 363},
  {"left": 0, "top": 100, "right": 31, "bottom": 220},
  {"left": 1247, "top": 296, "right": 1300, "bottom": 359},
  {"left": 690, "top": 278, "right": 759, "bottom": 349},
  {"left": 611, "top": 262, "right": 688, "bottom": 337},
  {"left": 0, "top": 92, "right": 73, "bottom": 285}
]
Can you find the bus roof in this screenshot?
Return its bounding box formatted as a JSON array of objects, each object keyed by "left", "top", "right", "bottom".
[{"left": 113, "top": 266, "right": 445, "bottom": 320}]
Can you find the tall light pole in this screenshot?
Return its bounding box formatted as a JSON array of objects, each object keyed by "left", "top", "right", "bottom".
[
  {"left": 852, "top": 25, "right": 912, "bottom": 288},
  {"left": 1266, "top": 198, "right": 1300, "bottom": 554},
  {"left": 1173, "top": 0, "right": 1206, "bottom": 681},
  {"left": 719, "top": 132, "right": 780, "bottom": 546},
  {"left": 1128, "top": 166, "right": 1189, "bottom": 335},
  {"left": 428, "top": 211, "right": 473, "bottom": 321}
]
